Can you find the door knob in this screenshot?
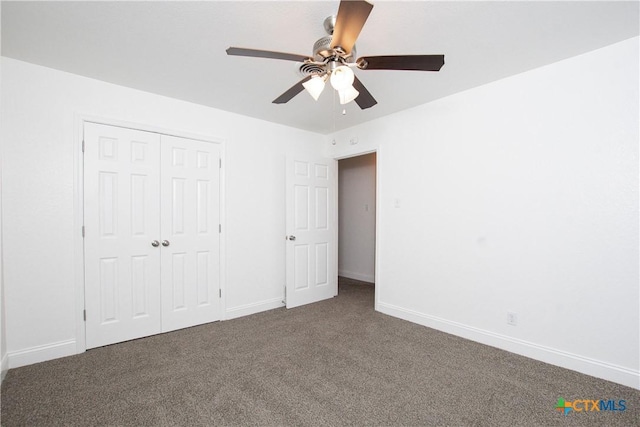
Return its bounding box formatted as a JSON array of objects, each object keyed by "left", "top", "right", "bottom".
[
  {"left": 162, "top": 240, "right": 170, "bottom": 247},
  {"left": 288, "top": 235, "right": 296, "bottom": 241},
  {"left": 151, "top": 240, "right": 160, "bottom": 247}
]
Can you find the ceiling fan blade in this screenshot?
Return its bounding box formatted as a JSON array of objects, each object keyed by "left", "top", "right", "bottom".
[
  {"left": 357, "top": 55, "right": 445, "bottom": 71},
  {"left": 226, "top": 47, "right": 312, "bottom": 63},
  {"left": 330, "top": 0, "right": 373, "bottom": 55},
  {"left": 352, "top": 76, "right": 377, "bottom": 110},
  {"left": 273, "top": 76, "right": 313, "bottom": 104}
]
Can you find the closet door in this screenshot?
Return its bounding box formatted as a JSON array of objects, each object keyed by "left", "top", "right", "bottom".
[
  {"left": 84, "top": 123, "right": 162, "bottom": 349},
  {"left": 160, "top": 135, "right": 221, "bottom": 332}
]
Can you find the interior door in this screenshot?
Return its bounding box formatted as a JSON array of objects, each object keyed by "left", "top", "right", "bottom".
[
  {"left": 285, "top": 156, "right": 337, "bottom": 308},
  {"left": 160, "top": 135, "right": 221, "bottom": 332},
  {"left": 84, "top": 122, "right": 162, "bottom": 349}
]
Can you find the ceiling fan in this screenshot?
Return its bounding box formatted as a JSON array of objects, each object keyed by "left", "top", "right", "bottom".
[{"left": 226, "top": 0, "right": 445, "bottom": 110}]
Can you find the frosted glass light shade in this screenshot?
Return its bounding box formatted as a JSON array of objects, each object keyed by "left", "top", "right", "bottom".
[
  {"left": 338, "top": 85, "right": 360, "bottom": 105},
  {"left": 302, "top": 75, "right": 326, "bottom": 101},
  {"left": 330, "top": 66, "right": 355, "bottom": 91}
]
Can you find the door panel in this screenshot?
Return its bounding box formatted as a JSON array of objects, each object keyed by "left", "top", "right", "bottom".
[
  {"left": 84, "top": 123, "right": 162, "bottom": 349},
  {"left": 160, "top": 135, "right": 221, "bottom": 332},
  {"left": 85, "top": 123, "right": 222, "bottom": 347},
  {"left": 286, "top": 156, "right": 337, "bottom": 308}
]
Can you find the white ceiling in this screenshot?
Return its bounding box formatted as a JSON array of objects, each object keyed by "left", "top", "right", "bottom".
[{"left": 2, "top": 1, "right": 638, "bottom": 134}]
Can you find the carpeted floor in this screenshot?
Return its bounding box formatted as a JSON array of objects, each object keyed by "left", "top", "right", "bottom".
[{"left": 1, "top": 277, "right": 638, "bottom": 426}]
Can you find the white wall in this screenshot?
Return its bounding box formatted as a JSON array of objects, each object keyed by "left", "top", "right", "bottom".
[
  {"left": 0, "top": 57, "right": 324, "bottom": 367},
  {"left": 338, "top": 153, "right": 376, "bottom": 283},
  {"left": 0, "top": 102, "right": 6, "bottom": 380},
  {"left": 328, "top": 37, "right": 639, "bottom": 389},
  {"left": 0, "top": 3, "right": 8, "bottom": 383}
]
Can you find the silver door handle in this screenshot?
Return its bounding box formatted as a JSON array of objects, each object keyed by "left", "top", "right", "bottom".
[
  {"left": 151, "top": 240, "right": 160, "bottom": 247},
  {"left": 162, "top": 240, "right": 170, "bottom": 247},
  {"left": 288, "top": 235, "right": 296, "bottom": 241}
]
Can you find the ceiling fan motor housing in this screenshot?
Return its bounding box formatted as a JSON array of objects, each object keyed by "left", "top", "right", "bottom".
[
  {"left": 302, "top": 16, "right": 356, "bottom": 78},
  {"left": 299, "top": 34, "right": 356, "bottom": 78},
  {"left": 312, "top": 36, "right": 357, "bottom": 63}
]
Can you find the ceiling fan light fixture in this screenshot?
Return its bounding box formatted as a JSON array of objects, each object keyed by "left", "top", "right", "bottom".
[
  {"left": 338, "top": 85, "right": 360, "bottom": 105},
  {"left": 302, "top": 75, "right": 326, "bottom": 101},
  {"left": 227, "top": 0, "right": 442, "bottom": 110},
  {"left": 330, "top": 65, "right": 355, "bottom": 91}
]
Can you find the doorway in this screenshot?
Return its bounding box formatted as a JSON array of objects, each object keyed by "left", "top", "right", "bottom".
[{"left": 338, "top": 152, "right": 376, "bottom": 293}]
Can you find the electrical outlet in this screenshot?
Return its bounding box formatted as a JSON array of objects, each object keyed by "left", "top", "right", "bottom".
[{"left": 507, "top": 312, "right": 518, "bottom": 326}]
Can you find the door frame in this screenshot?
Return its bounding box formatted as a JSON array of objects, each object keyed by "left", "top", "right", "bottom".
[
  {"left": 73, "top": 114, "right": 226, "bottom": 353},
  {"left": 334, "top": 148, "right": 380, "bottom": 311}
]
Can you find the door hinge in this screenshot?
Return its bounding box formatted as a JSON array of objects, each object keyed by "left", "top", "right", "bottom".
[
  {"left": 82, "top": 139, "right": 85, "bottom": 153},
  {"left": 219, "top": 158, "right": 222, "bottom": 169},
  {"left": 82, "top": 226, "right": 85, "bottom": 237},
  {"left": 83, "top": 309, "right": 86, "bottom": 321},
  {"left": 219, "top": 289, "right": 222, "bottom": 298},
  {"left": 219, "top": 224, "right": 221, "bottom": 233}
]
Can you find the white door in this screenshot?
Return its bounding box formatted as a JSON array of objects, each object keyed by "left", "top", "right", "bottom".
[
  {"left": 84, "top": 124, "right": 222, "bottom": 348},
  {"left": 84, "top": 123, "right": 162, "bottom": 349},
  {"left": 160, "top": 135, "right": 221, "bottom": 332},
  {"left": 285, "top": 156, "right": 338, "bottom": 308}
]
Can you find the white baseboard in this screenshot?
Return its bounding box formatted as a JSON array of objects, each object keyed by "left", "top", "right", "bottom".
[
  {"left": 8, "top": 339, "right": 77, "bottom": 369},
  {"left": 225, "top": 297, "right": 285, "bottom": 320},
  {"left": 1, "top": 352, "right": 8, "bottom": 382},
  {"left": 377, "top": 301, "right": 640, "bottom": 390},
  {"left": 338, "top": 269, "right": 375, "bottom": 283}
]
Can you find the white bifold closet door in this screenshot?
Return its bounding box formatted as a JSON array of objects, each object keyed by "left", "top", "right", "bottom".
[{"left": 84, "top": 122, "right": 220, "bottom": 349}]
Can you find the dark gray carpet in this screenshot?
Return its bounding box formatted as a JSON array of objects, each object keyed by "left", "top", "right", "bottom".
[{"left": 2, "top": 277, "right": 638, "bottom": 426}]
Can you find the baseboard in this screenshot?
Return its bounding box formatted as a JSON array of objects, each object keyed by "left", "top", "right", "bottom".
[
  {"left": 1, "top": 352, "right": 8, "bottom": 382},
  {"left": 338, "top": 269, "right": 374, "bottom": 283},
  {"left": 8, "top": 339, "right": 77, "bottom": 369},
  {"left": 225, "top": 297, "right": 285, "bottom": 320},
  {"left": 377, "top": 302, "right": 640, "bottom": 390}
]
